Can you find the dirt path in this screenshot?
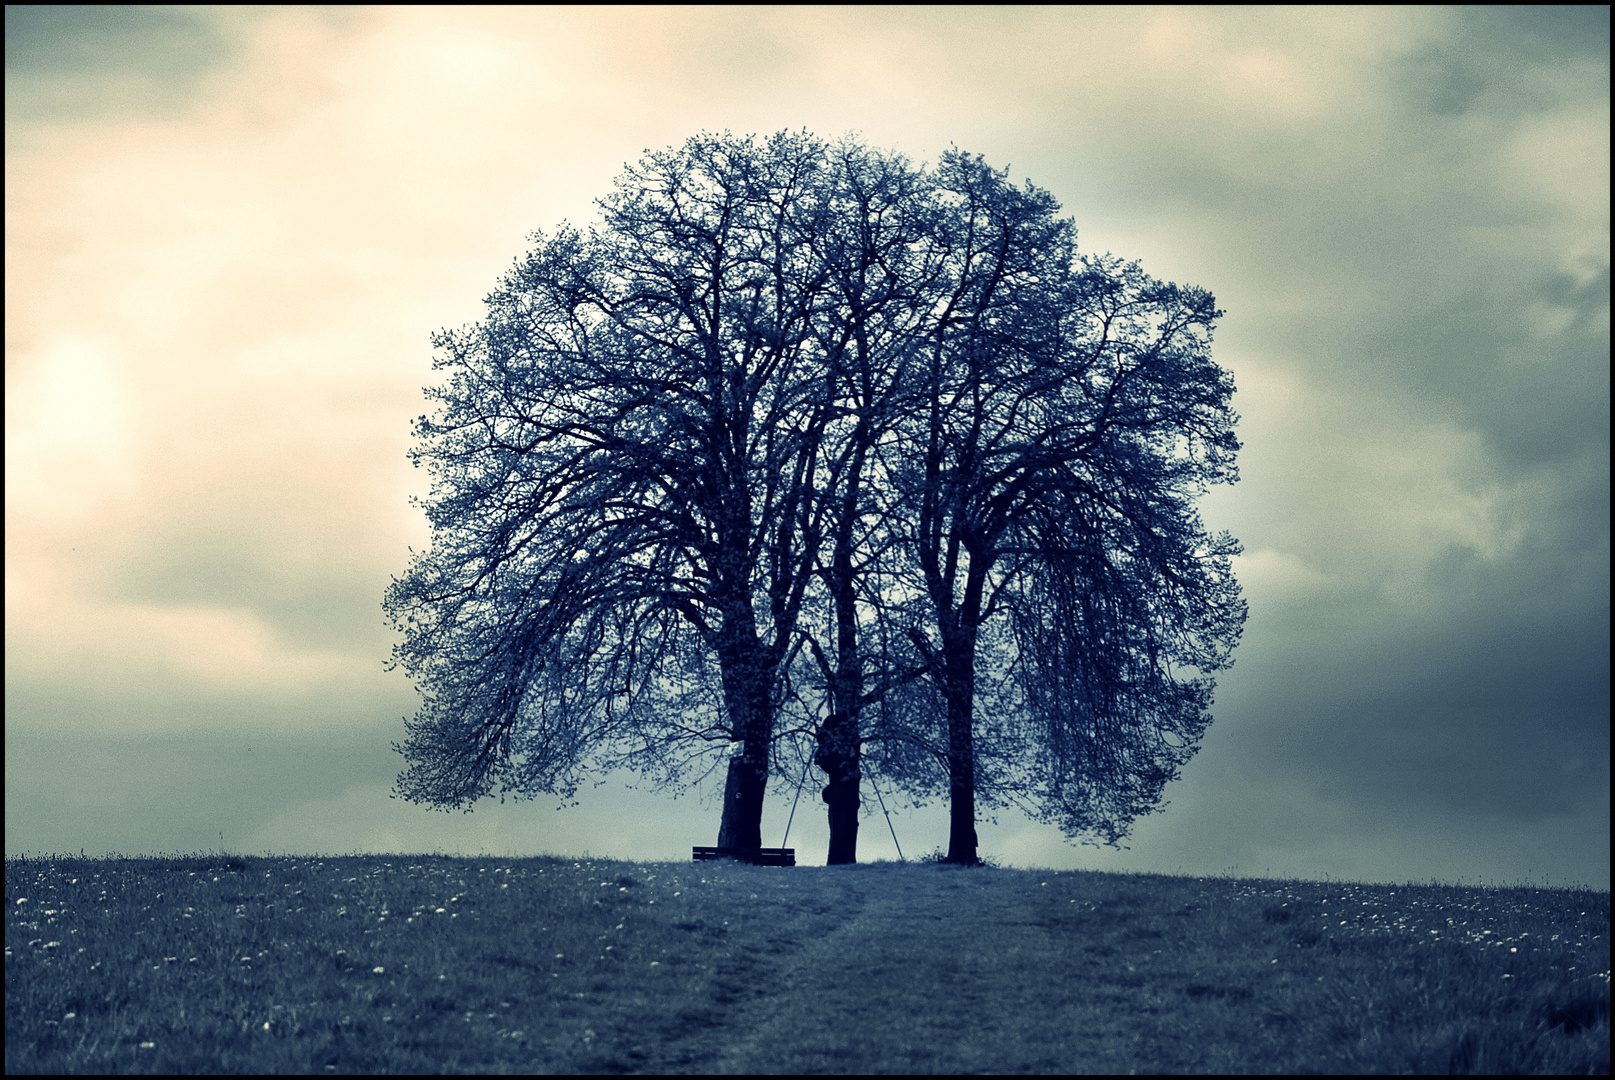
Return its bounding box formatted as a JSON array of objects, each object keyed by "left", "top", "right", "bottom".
[{"left": 696, "top": 866, "right": 1163, "bottom": 1075}]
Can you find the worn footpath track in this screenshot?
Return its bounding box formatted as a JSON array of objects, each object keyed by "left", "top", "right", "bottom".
[{"left": 639, "top": 863, "right": 1258, "bottom": 1074}]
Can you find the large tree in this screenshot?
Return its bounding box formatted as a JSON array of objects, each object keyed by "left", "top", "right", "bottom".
[
  {"left": 894, "top": 151, "right": 1245, "bottom": 864},
  {"left": 386, "top": 131, "right": 843, "bottom": 849},
  {"left": 386, "top": 132, "right": 1243, "bottom": 867}
]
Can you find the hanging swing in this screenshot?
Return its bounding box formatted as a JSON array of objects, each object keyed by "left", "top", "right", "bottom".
[
  {"left": 780, "top": 750, "right": 906, "bottom": 864},
  {"left": 692, "top": 744, "right": 906, "bottom": 866}
]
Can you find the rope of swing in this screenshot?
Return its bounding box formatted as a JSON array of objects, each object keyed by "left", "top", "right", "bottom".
[
  {"left": 779, "top": 746, "right": 814, "bottom": 849},
  {"left": 869, "top": 772, "right": 905, "bottom": 863},
  {"left": 778, "top": 739, "right": 904, "bottom": 865}
]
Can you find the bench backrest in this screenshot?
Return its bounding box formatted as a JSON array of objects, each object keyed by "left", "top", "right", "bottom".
[{"left": 692, "top": 846, "right": 796, "bottom": 867}]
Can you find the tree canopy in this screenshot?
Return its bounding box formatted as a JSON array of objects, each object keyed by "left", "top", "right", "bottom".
[{"left": 384, "top": 130, "right": 1244, "bottom": 864}]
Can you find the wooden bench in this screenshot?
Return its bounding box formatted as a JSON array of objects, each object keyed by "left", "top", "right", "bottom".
[{"left": 692, "top": 846, "right": 796, "bottom": 866}]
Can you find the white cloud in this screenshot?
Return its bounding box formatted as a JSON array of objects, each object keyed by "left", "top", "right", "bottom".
[
  {"left": 6, "top": 571, "right": 361, "bottom": 715},
  {"left": 5, "top": 337, "right": 142, "bottom": 519},
  {"left": 1232, "top": 548, "right": 1332, "bottom": 600}
]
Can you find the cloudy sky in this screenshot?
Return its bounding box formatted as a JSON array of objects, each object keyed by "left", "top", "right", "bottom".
[{"left": 6, "top": 7, "right": 1607, "bottom": 887}]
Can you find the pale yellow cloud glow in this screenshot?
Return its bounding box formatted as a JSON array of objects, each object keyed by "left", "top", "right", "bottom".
[
  {"left": 7, "top": 584, "right": 358, "bottom": 720},
  {"left": 6, "top": 336, "right": 141, "bottom": 518},
  {"left": 7, "top": 5, "right": 1600, "bottom": 710}
]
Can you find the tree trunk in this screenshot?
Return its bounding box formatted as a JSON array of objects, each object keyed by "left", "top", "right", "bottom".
[
  {"left": 816, "top": 433, "right": 870, "bottom": 865},
  {"left": 943, "top": 654, "right": 979, "bottom": 866},
  {"left": 815, "top": 647, "right": 863, "bottom": 863},
  {"left": 940, "top": 568, "right": 984, "bottom": 866},
  {"left": 822, "top": 779, "right": 860, "bottom": 864},
  {"left": 716, "top": 745, "right": 767, "bottom": 851},
  {"left": 714, "top": 608, "right": 775, "bottom": 853},
  {"left": 815, "top": 666, "right": 862, "bottom": 864}
]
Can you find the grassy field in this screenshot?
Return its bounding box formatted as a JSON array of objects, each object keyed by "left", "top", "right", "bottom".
[{"left": 5, "top": 852, "right": 1608, "bottom": 1074}]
